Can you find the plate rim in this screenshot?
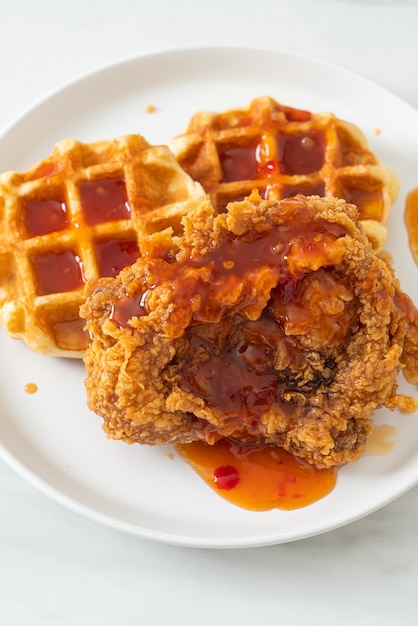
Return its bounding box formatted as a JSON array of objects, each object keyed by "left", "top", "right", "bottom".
[
  {"left": 1, "top": 44, "right": 418, "bottom": 548},
  {"left": 2, "top": 43, "right": 418, "bottom": 140}
]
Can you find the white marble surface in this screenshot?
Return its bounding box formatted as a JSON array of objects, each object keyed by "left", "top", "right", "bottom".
[{"left": 1, "top": 1, "right": 418, "bottom": 624}]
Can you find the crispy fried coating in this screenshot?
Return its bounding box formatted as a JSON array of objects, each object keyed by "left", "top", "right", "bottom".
[{"left": 81, "top": 193, "right": 418, "bottom": 468}]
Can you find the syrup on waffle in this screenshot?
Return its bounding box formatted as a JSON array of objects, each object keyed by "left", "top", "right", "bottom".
[
  {"left": 169, "top": 96, "right": 399, "bottom": 251},
  {"left": 0, "top": 134, "right": 205, "bottom": 357}
]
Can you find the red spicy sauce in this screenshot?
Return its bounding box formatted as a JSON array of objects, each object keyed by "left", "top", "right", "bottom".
[
  {"left": 79, "top": 178, "right": 131, "bottom": 225},
  {"left": 176, "top": 267, "right": 351, "bottom": 428},
  {"left": 94, "top": 239, "right": 140, "bottom": 277},
  {"left": 31, "top": 250, "right": 84, "bottom": 295},
  {"left": 110, "top": 292, "right": 148, "bottom": 328},
  {"left": 276, "top": 130, "right": 326, "bottom": 175},
  {"left": 24, "top": 197, "right": 68, "bottom": 237},
  {"left": 175, "top": 439, "right": 337, "bottom": 511},
  {"left": 219, "top": 130, "right": 325, "bottom": 184},
  {"left": 178, "top": 312, "right": 288, "bottom": 424},
  {"left": 220, "top": 145, "right": 258, "bottom": 182},
  {"left": 110, "top": 210, "right": 346, "bottom": 332}
]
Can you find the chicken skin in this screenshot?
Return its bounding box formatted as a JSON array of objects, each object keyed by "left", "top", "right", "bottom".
[{"left": 81, "top": 192, "right": 418, "bottom": 468}]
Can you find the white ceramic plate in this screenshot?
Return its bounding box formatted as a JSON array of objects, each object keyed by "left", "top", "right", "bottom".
[{"left": 1, "top": 47, "right": 418, "bottom": 548}]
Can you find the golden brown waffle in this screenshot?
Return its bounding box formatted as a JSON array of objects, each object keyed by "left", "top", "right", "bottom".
[
  {"left": 0, "top": 134, "right": 205, "bottom": 357},
  {"left": 169, "top": 96, "right": 399, "bottom": 251}
]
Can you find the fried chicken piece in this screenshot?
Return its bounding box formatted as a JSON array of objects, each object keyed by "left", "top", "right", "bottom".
[{"left": 81, "top": 192, "right": 418, "bottom": 468}]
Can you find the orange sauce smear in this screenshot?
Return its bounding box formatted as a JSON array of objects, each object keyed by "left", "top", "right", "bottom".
[
  {"left": 364, "top": 424, "right": 397, "bottom": 456},
  {"left": 24, "top": 383, "right": 38, "bottom": 394},
  {"left": 404, "top": 188, "right": 418, "bottom": 265},
  {"left": 175, "top": 439, "right": 337, "bottom": 511}
]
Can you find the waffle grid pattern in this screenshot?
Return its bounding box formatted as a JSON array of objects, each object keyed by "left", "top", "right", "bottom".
[
  {"left": 0, "top": 134, "right": 205, "bottom": 356},
  {"left": 169, "top": 96, "right": 399, "bottom": 251}
]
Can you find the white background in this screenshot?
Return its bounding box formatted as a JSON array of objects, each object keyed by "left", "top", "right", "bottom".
[{"left": 1, "top": 1, "right": 418, "bottom": 624}]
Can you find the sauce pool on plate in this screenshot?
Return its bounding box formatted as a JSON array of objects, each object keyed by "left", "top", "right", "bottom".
[
  {"left": 24, "top": 382, "right": 38, "bottom": 394},
  {"left": 404, "top": 188, "right": 418, "bottom": 265},
  {"left": 175, "top": 439, "right": 337, "bottom": 511}
]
